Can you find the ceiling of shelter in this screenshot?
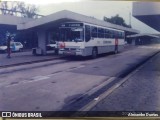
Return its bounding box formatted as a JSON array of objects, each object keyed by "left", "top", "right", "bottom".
[{"left": 134, "top": 15, "right": 160, "bottom": 31}]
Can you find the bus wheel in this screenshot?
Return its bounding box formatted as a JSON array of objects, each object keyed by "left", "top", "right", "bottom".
[{"left": 92, "top": 47, "right": 97, "bottom": 59}]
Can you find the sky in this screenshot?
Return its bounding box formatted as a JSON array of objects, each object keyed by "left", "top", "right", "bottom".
[{"left": 2, "top": 0, "right": 160, "bottom": 34}]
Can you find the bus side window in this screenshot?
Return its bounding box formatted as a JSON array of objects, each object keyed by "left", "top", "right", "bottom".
[
  {"left": 85, "top": 25, "right": 91, "bottom": 42},
  {"left": 98, "top": 28, "right": 104, "bottom": 38},
  {"left": 115, "top": 31, "right": 118, "bottom": 38},
  {"left": 105, "top": 29, "right": 109, "bottom": 38},
  {"left": 107, "top": 29, "right": 112, "bottom": 38},
  {"left": 91, "top": 26, "right": 97, "bottom": 38},
  {"left": 110, "top": 30, "right": 114, "bottom": 38}
]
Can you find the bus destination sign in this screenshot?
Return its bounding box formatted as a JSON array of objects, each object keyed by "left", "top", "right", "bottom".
[{"left": 61, "top": 23, "right": 83, "bottom": 27}]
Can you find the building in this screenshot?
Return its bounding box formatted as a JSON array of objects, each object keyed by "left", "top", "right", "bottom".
[
  {"left": 131, "top": 2, "right": 160, "bottom": 45},
  {"left": 133, "top": 2, "right": 160, "bottom": 32}
]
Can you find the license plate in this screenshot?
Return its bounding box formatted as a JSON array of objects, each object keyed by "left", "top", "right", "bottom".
[{"left": 65, "top": 51, "right": 75, "bottom": 55}]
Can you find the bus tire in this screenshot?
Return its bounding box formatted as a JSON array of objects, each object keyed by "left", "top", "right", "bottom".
[{"left": 92, "top": 47, "right": 97, "bottom": 59}]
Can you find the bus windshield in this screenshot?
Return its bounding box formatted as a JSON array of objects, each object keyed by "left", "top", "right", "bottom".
[{"left": 60, "top": 27, "right": 84, "bottom": 42}]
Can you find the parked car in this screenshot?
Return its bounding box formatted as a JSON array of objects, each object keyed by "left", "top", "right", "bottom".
[
  {"left": 11, "top": 42, "right": 23, "bottom": 52},
  {"left": 0, "top": 45, "right": 7, "bottom": 53},
  {"left": 0, "top": 42, "right": 23, "bottom": 53},
  {"left": 46, "top": 43, "right": 57, "bottom": 51},
  {"left": 46, "top": 41, "right": 58, "bottom": 54}
]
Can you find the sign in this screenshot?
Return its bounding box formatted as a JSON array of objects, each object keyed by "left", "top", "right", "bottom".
[{"left": 61, "top": 23, "right": 83, "bottom": 27}]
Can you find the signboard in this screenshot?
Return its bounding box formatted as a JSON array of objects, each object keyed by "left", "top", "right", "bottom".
[{"left": 61, "top": 23, "right": 83, "bottom": 27}]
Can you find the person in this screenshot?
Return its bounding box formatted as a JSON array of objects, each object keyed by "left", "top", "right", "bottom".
[{"left": 7, "top": 35, "right": 11, "bottom": 58}]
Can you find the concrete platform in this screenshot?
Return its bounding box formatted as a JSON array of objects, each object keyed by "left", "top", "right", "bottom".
[{"left": 0, "top": 51, "right": 61, "bottom": 68}]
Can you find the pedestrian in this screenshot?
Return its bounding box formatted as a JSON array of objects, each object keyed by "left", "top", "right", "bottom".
[{"left": 7, "top": 35, "right": 11, "bottom": 58}]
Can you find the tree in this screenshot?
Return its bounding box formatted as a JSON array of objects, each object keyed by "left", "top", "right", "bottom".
[
  {"left": 0, "top": 1, "right": 39, "bottom": 18},
  {"left": 16, "top": 2, "right": 39, "bottom": 18},
  {"left": 104, "top": 14, "right": 131, "bottom": 28},
  {"left": 0, "top": 1, "right": 9, "bottom": 15},
  {"left": 0, "top": 1, "right": 40, "bottom": 45}
]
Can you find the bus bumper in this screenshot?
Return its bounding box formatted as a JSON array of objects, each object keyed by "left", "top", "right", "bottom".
[{"left": 59, "top": 49, "right": 85, "bottom": 56}]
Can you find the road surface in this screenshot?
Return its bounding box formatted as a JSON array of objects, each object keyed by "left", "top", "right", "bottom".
[{"left": 0, "top": 45, "right": 160, "bottom": 113}]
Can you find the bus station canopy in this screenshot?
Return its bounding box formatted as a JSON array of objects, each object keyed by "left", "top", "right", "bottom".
[
  {"left": 133, "top": 2, "right": 160, "bottom": 31},
  {"left": 126, "top": 33, "right": 160, "bottom": 38},
  {"left": 17, "top": 10, "right": 139, "bottom": 34}
]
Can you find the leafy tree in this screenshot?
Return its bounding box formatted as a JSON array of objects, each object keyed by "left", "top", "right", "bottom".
[
  {"left": 0, "top": 1, "right": 39, "bottom": 18},
  {"left": 104, "top": 14, "right": 131, "bottom": 28},
  {"left": 0, "top": 1, "right": 9, "bottom": 15},
  {"left": 16, "top": 2, "right": 39, "bottom": 18}
]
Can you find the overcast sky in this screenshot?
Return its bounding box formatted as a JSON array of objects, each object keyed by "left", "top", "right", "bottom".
[
  {"left": 6, "top": 0, "right": 159, "bottom": 34},
  {"left": 37, "top": 1, "right": 159, "bottom": 34}
]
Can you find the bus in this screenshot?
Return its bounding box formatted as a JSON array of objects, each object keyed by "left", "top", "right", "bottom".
[{"left": 58, "top": 22, "right": 125, "bottom": 58}]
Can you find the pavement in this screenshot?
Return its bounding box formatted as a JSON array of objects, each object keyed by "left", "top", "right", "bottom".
[{"left": 0, "top": 50, "right": 61, "bottom": 67}]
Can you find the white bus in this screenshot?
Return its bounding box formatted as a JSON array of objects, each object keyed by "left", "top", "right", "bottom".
[{"left": 58, "top": 22, "right": 125, "bottom": 58}]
